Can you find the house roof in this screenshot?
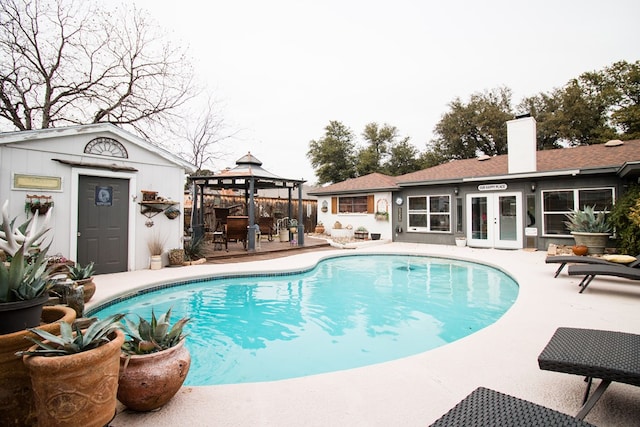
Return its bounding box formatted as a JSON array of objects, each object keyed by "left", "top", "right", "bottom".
[
  {"left": 0, "top": 123, "right": 196, "bottom": 172},
  {"left": 308, "top": 172, "right": 400, "bottom": 195},
  {"left": 397, "top": 139, "right": 640, "bottom": 185},
  {"left": 307, "top": 139, "right": 640, "bottom": 195}
]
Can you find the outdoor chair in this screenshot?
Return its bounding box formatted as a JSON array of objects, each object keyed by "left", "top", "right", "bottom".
[
  {"left": 258, "top": 217, "right": 275, "bottom": 241},
  {"left": 429, "top": 387, "right": 595, "bottom": 426},
  {"left": 538, "top": 327, "right": 640, "bottom": 420},
  {"left": 225, "top": 216, "right": 249, "bottom": 250},
  {"left": 545, "top": 254, "right": 638, "bottom": 278},
  {"left": 567, "top": 262, "right": 640, "bottom": 293}
]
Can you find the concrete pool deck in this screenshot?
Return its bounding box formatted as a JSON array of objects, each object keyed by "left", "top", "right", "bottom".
[{"left": 88, "top": 242, "right": 640, "bottom": 427}]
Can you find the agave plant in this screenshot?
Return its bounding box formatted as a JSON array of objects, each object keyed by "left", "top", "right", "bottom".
[
  {"left": 564, "top": 205, "right": 612, "bottom": 233},
  {"left": 0, "top": 242, "right": 52, "bottom": 303},
  {"left": 121, "top": 308, "right": 189, "bottom": 355},
  {"left": 66, "top": 261, "right": 95, "bottom": 281},
  {"left": 17, "top": 314, "right": 125, "bottom": 356}
]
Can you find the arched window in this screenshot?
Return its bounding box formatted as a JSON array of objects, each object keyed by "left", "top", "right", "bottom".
[{"left": 84, "top": 137, "right": 128, "bottom": 158}]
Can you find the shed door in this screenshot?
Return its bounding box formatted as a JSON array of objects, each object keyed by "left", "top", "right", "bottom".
[{"left": 77, "top": 176, "right": 129, "bottom": 274}]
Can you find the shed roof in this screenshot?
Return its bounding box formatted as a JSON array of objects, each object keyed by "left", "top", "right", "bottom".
[{"left": 0, "top": 123, "right": 196, "bottom": 172}]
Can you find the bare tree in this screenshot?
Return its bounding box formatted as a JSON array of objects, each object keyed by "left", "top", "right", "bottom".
[
  {"left": 172, "top": 95, "right": 240, "bottom": 172},
  {"left": 0, "top": 0, "right": 194, "bottom": 135}
]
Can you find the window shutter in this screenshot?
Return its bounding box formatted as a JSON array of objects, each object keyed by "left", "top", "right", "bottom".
[
  {"left": 331, "top": 197, "right": 337, "bottom": 214},
  {"left": 367, "top": 195, "right": 374, "bottom": 213}
]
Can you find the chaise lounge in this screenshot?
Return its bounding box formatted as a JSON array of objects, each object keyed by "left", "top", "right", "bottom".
[
  {"left": 545, "top": 254, "right": 638, "bottom": 278},
  {"left": 538, "top": 327, "right": 640, "bottom": 420},
  {"left": 567, "top": 262, "right": 640, "bottom": 293},
  {"left": 429, "top": 387, "right": 595, "bottom": 426}
]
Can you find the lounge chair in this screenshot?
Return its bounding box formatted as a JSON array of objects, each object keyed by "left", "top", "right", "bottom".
[
  {"left": 567, "top": 262, "right": 640, "bottom": 293},
  {"left": 538, "top": 327, "right": 640, "bottom": 420},
  {"left": 429, "top": 387, "right": 595, "bottom": 426},
  {"left": 545, "top": 254, "right": 638, "bottom": 278}
]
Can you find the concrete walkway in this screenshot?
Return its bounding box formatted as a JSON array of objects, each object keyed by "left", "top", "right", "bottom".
[{"left": 88, "top": 243, "right": 640, "bottom": 427}]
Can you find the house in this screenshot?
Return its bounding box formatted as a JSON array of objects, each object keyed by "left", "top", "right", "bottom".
[
  {"left": 0, "top": 124, "right": 195, "bottom": 273},
  {"left": 310, "top": 116, "right": 640, "bottom": 250}
]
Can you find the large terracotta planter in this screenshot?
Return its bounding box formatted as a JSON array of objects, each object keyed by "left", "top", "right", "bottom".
[
  {"left": 23, "top": 329, "right": 124, "bottom": 427},
  {"left": 75, "top": 277, "right": 96, "bottom": 303},
  {"left": 0, "top": 306, "right": 76, "bottom": 427},
  {"left": 0, "top": 294, "right": 50, "bottom": 335},
  {"left": 117, "top": 339, "right": 191, "bottom": 411}
]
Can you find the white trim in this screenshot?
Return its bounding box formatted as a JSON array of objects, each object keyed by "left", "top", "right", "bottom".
[
  {"left": 462, "top": 169, "right": 581, "bottom": 182},
  {"left": 70, "top": 168, "right": 137, "bottom": 271}
]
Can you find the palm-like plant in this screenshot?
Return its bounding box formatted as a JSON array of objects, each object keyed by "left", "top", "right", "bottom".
[{"left": 66, "top": 262, "right": 95, "bottom": 280}]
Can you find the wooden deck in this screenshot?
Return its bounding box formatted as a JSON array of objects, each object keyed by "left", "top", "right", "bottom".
[{"left": 202, "top": 234, "right": 333, "bottom": 263}]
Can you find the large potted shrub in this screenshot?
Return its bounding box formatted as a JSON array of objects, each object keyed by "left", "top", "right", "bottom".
[
  {"left": 564, "top": 205, "right": 612, "bottom": 254},
  {"left": 608, "top": 184, "right": 640, "bottom": 255},
  {"left": 18, "top": 314, "right": 125, "bottom": 427},
  {"left": 118, "top": 308, "right": 191, "bottom": 411},
  {"left": 0, "top": 200, "right": 54, "bottom": 335}
]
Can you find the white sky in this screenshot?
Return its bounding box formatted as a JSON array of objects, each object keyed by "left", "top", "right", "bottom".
[{"left": 132, "top": 0, "right": 639, "bottom": 184}]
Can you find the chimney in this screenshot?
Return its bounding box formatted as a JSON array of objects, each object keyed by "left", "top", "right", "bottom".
[{"left": 507, "top": 115, "right": 537, "bottom": 174}]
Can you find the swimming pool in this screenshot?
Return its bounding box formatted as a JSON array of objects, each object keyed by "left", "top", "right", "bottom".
[{"left": 90, "top": 254, "right": 518, "bottom": 385}]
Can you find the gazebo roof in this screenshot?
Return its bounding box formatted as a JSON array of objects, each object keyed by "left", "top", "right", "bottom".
[{"left": 188, "top": 152, "right": 305, "bottom": 190}]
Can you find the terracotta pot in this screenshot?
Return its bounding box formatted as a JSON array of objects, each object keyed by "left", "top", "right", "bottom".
[
  {"left": 75, "top": 277, "right": 96, "bottom": 302},
  {"left": 0, "top": 294, "right": 50, "bottom": 335},
  {"left": 314, "top": 225, "right": 325, "bottom": 234},
  {"left": 23, "top": 329, "right": 124, "bottom": 427},
  {"left": 0, "top": 306, "right": 76, "bottom": 427},
  {"left": 118, "top": 339, "right": 191, "bottom": 411},
  {"left": 572, "top": 245, "right": 588, "bottom": 256}
]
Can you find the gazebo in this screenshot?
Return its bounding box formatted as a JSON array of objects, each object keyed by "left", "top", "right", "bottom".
[{"left": 187, "top": 153, "right": 306, "bottom": 251}]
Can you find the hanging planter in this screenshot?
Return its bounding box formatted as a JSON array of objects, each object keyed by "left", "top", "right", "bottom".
[
  {"left": 25, "top": 195, "right": 54, "bottom": 216},
  {"left": 164, "top": 206, "right": 180, "bottom": 220}
]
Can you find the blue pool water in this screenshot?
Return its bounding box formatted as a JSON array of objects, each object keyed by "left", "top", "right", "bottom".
[{"left": 91, "top": 255, "right": 518, "bottom": 385}]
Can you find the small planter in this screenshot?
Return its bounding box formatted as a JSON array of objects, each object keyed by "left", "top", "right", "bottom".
[
  {"left": 279, "top": 229, "right": 289, "bottom": 242},
  {"left": 455, "top": 238, "right": 467, "bottom": 247},
  {"left": 314, "top": 225, "right": 325, "bottom": 234},
  {"left": 168, "top": 249, "right": 185, "bottom": 266},
  {"left": 354, "top": 231, "right": 368, "bottom": 240},
  {"left": 370, "top": 233, "right": 381, "bottom": 240},
  {"left": 118, "top": 339, "right": 191, "bottom": 411},
  {"left": 150, "top": 255, "right": 162, "bottom": 270},
  {"left": 572, "top": 245, "right": 588, "bottom": 256}
]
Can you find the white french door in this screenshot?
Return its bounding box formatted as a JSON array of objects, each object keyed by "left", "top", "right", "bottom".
[{"left": 466, "top": 192, "right": 523, "bottom": 249}]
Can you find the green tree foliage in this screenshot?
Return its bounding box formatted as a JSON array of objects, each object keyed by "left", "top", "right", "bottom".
[
  {"left": 385, "top": 139, "right": 424, "bottom": 175},
  {"left": 356, "top": 123, "right": 398, "bottom": 175},
  {"left": 307, "top": 121, "right": 357, "bottom": 185},
  {"left": 430, "top": 87, "right": 514, "bottom": 161},
  {"left": 608, "top": 185, "right": 640, "bottom": 255}
]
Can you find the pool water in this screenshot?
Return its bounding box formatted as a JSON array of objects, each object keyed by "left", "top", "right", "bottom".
[{"left": 91, "top": 255, "right": 518, "bottom": 385}]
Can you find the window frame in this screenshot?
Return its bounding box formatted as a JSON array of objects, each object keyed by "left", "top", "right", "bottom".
[
  {"left": 333, "top": 195, "right": 374, "bottom": 214},
  {"left": 407, "top": 194, "right": 451, "bottom": 233},
  {"left": 541, "top": 187, "right": 615, "bottom": 237}
]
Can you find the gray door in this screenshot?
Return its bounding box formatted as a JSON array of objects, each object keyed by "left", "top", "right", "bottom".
[{"left": 78, "top": 176, "right": 129, "bottom": 274}]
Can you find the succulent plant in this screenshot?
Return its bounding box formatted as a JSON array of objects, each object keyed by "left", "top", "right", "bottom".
[
  {"left": 564, "top": 205, "right": 612, "bottom": 233},
  {"left": 66, "top": 261, "right": 95, "bottom": 280},
  {"left": 121, "top": 307, "right": 189, "bottom": 355},
  {"left": 17, "top": 314, "right": 125, "bottom": 356}
]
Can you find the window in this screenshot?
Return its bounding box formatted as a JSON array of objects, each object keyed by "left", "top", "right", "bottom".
[
  {"left": 332, "top": 195, "right": 374, "bottom": 214},
  {"left": 542, "top": 188, "right": 614, "bottom": 236},
  {"left": 407, "top": 195, "right": 451, "bottom": 232}
]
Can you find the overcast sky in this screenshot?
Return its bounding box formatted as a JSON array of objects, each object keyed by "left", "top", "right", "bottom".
[{"left": 133, "top": 0, "right": 639, "bottom": 184}]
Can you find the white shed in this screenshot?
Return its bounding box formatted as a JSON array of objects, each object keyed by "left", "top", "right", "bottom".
[{"left": 0, "top": 124, "right": 195, "bottom": 273}]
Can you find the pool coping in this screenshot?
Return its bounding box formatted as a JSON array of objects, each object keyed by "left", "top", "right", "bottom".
[{"left": 95, "top": 242, "right": 640, "bottom": 426}]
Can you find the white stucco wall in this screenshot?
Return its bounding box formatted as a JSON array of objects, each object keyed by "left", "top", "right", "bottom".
[
  {"left": 316, "top": 192, "right": 393, "bottom": 239},
  {"left": 0, "top": 125, "right": 193, "bottom": 271}
]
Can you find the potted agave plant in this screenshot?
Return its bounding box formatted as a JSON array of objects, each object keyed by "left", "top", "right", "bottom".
[
  {"left": 564, "top": 205, "right": 612, "bottom": 255},
  {"left": 66, "top": 261, "right": 96, "bottom": 302},
  {"left": 118, "top": 308, "right": 191, "bottom": 411},
  {"left": 18, "top": 314, "right": 125, "bottom": 427},
  {"left": 0, "top": 200, "right": 54, "bottom": 335}
]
